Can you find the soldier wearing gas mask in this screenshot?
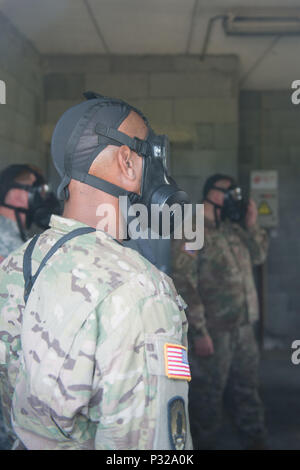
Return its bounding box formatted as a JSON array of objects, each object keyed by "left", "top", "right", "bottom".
[
  {"left": 0, "top": 93, "right": 192, "bottom": 450},
  {"left": 172, "top": 173, "right": 269, "bottom": 450},
  {"left": 0, "top": 164, "right": 60, "bottom": 261}
]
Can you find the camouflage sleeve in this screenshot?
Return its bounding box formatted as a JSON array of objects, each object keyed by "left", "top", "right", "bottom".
[
  {"left": 0, "top": 251, "right": 26, "bottom": 445},
  {"left": 92, "top": 278, "right": 189, "bottom": 450},
  {"left": 238, "top": 223, "right": 269, "bottom": 266},
  {"left": 171, "top": 240, "right": 208, "bottom": 337}
]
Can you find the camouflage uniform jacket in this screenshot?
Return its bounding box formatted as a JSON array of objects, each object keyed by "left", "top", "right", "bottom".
[
  {"left": 0, "top": 215, "right": 23, "bottom": 262},
  {"left": 172, "top": 218, "right": 268, "bottom": 336},
  {"left": 0, "top": 215, "right": 192, "bottom": 450}
]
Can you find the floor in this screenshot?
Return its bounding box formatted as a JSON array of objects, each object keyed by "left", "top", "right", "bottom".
[
  {"left": 0, "top": 349, "right": 299, "bottom": 450},
  {"left": 214, "top": 349, "right": 300, "bottom": 450}
]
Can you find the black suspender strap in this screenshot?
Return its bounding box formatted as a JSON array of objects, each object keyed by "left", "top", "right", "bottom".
[{"left": 23, "top": 226, "right": 96, "bottom": 304}]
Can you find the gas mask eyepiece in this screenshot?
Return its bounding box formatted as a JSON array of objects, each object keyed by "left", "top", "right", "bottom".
[{"left": 221, "top": 184, "right": 247, "bottom": 223}]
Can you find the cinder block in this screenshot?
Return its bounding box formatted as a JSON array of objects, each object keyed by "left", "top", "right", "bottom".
[
  {"left": 151, "top": 122, "right": 197, "bottom": 143},
  {"left": 239, "top": 91, "right": 261, "bottom": 110},
  {"left": 172, "top": 175, "right": 204, "bottom": 204},
  {"left": 0, "top": 105, "right": 15, "bottom": 140},
  {"left": 19, "top": 59, "right": 43, "bottom": 97},
  {"left": 18, "top": 87, "right": 37, "bottom": 120},
  {"left": 85, "top": 73, "right": 149, "bottom": 100},
  {"left": 260, "top": 146, "right": 289, "bottom": 166},
  {"left": 239, "top": 109, "right": 261, "bottom": 130},
  {"left": 261, "top": 129, "right": 280, "bottom": 146},
  {"left": 238, "top": 163, "right": 253, "bottom": 184},
  {"left": 280, "top": 129, "right": 300, "bottom": 146},
  {"left": 110, "top": 55, "right": 174, "bottom": 73},
  {"left": 262, "top": 91, "right": 295, "bottom": 109},
  {"left": 172, "top": 149, "right": 237, "bottom": 178},
  {"left": 0, "top": 68, "right": 20, "bottom": 111},
  {"left": 174, "top": 98, "right": 238, "bottom": 124},
  {"left": 0, "top": 26, "right": 24, "bottom": 77},
  {"left": 289, "top": 147, "right": 300, "bottom": 166},
  {"left": 46, "top": 100, "right": 82, "bottom": 124},
  {"left": 239, "top": 145, "right": 261, "bottom": 166},
  {"left": 195, "top": 124, "right": 214, "bottom": 149},
  {"left": 128, "top": 98, "right": 173, "bottom": 125},
  {"left": 14, "top": 113, "right": 36, "bottom": 148},
  {"left": 264, "top": 108, "right": 300, "bottom": 128},
  {"left": 42, "top": 55, "right": 111, "bottom": 75},
  {"left": 0, "top": 138, "right": 16, "bottom": 167},
  {"left": 214, "top": 123, "right": 238, "bottom": 149},
  {"left": 44, "top": 73, "right": 85, "bottom": 100},
  {"left": 42, "top": 123, "right": 55, "bottom": 144},
  {"left": 265, "top": 293, "right": 290, "bottom": 336},
  {"left": 149, "top": 73, "right": 232, "bottom": 98},
  {"left": 173, "top": 55, "right": 239, "bottom": 74}
]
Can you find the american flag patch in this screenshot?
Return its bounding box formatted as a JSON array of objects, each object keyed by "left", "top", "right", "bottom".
[{"left": 164, "top": 343, "right": 191, "bottom": 381}]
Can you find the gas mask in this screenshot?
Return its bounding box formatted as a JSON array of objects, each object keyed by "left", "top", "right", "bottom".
[
  {"left": 206, "top": 184, "right": 248, "bottom": 226},
  {"left": 93, "top": 124, "right": 190, "bottom": 236},
  {"left": 0, "top": 166, "right": 61, "bottom": 241},
  {"left": 23, "top": 182, "right": 61, "bottom": 230}
]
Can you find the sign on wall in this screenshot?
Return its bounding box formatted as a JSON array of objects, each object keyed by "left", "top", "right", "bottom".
[{"left": 250, "top": 170, "right": 278, "bottom": 228}]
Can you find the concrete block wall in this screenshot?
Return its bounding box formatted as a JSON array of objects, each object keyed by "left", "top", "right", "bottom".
[
  {"left": 42, "top": 54, "right": 240, "bottom": 203},
  {"left": 0, "top": 12, "right": 45, "bottom": 172},
  {"left": 239, "top": 91, "right": 300, "bottom": 344}
]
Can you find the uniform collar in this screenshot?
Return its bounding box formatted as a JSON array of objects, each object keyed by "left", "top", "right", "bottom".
[
  {"left": 49, "top": 214, "right": 123, "bottom": 246},
  {"left": 49, "top": 214, "right": 93, "bottom": 233}
]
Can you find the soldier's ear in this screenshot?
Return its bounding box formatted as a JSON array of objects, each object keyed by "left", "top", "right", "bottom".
[{"left": 117, "top": 146, "right": 136, "bottom": 181}]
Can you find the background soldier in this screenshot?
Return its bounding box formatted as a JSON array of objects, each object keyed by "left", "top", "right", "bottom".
[
  {"left": 0, "top": 94, "right": 192, "bottom": 450},
  {"left": 172, "top": 173, "right": 269, "bottom": 450},
  {"left": 0, "top": 164, "right": 60, "bottom": 261}
]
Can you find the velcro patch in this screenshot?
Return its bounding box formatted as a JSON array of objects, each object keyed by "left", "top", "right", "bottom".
[{"left": 164, "top": 343, "right": 191, "bottom": 381}]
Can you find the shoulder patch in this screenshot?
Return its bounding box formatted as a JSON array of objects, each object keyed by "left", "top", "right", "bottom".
[
  {"left": 168, "top": 396, "right": 187, "bottom": 450},
  {"left": 164, "top": 343, "right": 191, "bottom": 381}
]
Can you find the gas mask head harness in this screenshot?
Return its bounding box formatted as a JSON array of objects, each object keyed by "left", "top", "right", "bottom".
[
  {"left": 51, "top": 92, "right": 190, "bottom": 236},
  {"left": 203, "top": 174, "right": 248, "bottom": 227},
  {"left": 0, "top": 164, "right": 61, "bottom": 241}
]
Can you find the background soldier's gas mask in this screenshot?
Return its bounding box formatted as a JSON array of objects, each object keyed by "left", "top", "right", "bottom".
[
  {"left": 0, "top": 165, "right": 61, "bottom": 241},
  {"left": 204, "top": 177, "right": 248, "bottom": 227}
]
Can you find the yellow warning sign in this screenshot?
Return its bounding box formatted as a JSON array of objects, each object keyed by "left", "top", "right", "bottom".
[{"left": 258, "top": 201, "right": 272, "bottom": 215}]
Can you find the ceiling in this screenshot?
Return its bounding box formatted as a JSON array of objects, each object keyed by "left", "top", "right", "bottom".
[{"left": 1, "top": 0, "right": 300, "bottom": 89}]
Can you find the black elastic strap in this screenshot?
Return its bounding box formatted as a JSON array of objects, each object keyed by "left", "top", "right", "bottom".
[
  {"left": 204, "top": 198, "right": 222, "bottom": 229},
  {"left": 15, "top": 209, "right": 28, "bottom": 242},
  {"left": 23, "top": 226, "right": 96, "bottom": 303},
  {"left": 71, "top": 170, "right": 132, "bottom": 199},
  {"left": 205, "top": 198, "right": 222, "bottom": 210},
  {"left": 95, "top": 123, "right": 150, "bottom": 158},
  {"left": 23, "top": 235, "right": 40, "bottom": 301},
  {"left": 2, "top": 203, "right": 27, "bottom": 214}
]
